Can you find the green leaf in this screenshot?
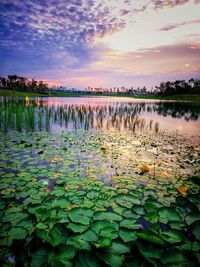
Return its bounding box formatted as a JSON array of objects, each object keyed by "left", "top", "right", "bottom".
[
  {"left": 75, "top": 251, "right": 101, "bottom": 267},
  {"left": 120, "top": 219, "right": 140, "bottom": 230},
  {"left": 98, "top": 253, "right": 123, "bottom": 267},
  {"left": 161, "top": 250, "right": 189, "bottom": 264},
  {"left": 191, "top": 221, "right": 200, "bottom": 241},
  {"left": 136, "top": 230, "right": 165, "bottom": 245},
  {"left": 79, "top": 230, "right": 98, "bottom": 242},
  {"left": 119, "top": 229, "right": 137, "bottom": 242},
  {"left": 3, "top": 212, "right": 29, "bottom": 225},
  {"left": 91, "top": 220, "right": 118, "bottom": 234},
  {"left": 94, "top": 237, "right": 112, "bottom": 248},
  {"left": 28, "top": 207, "right": 50, "bottom": 222},
  {"left": 100, "top": 227, "right": 118, "bottom": 239},
  {"left": 122, "top": 210, "right": 140, "bottom": 219},
  {"left": 94, "top": 211, "right": 122, "bottom": 221},
  {"left": 185, "top": 212, "right": 200, "bottom": 225},
  {"left": 36, "top": 222, "right": 48, "bottom": 230},
  {"left": 106, "top": 241, "right": 130, "bottom": 254},
  {"left": 115, "top": 194, "right": 141, "bottom": 208},
  {"left": 161, "top": 230, "right": 184, "bottom": 244},
  {"left": 168, "top": 221, "right": 185, "bottom": 230},
  {"left": 68, "top": 208, "right": 93, "bottom": 225},
  {"left": 67, "top": 236, "right": 91, "bottom": 251},
  {"left": 137, "top": 241, "right": 161, "bottom": 259},
  {"left": 36, "top": 227, "right": 62, "bottom": 247},
  {"left": 31, "top": 247, "right": 47, "bottom": 267},
  {"left": 52, "top": 198, "right": 71, "bottom": 208},
  {"left": 8, "top": 227, "right": 27, "bottom": 242},
  {"left": 158, "top": 207, "right": 181, "bottom": 224},
  {"left": 48, "top": 245, "right": 77, "bottom": 263},
  {"left": 66, "top": 222, "right": 89, "bottom": 233}
]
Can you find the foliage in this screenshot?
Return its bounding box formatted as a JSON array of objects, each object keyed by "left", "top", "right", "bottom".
[{"left": 0, "top": 119, "right": 199, "bottom": 266}]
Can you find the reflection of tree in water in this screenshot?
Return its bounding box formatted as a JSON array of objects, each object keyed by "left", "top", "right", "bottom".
[
  {"left": 0, "top": 98, "right": 199, "bottom": 133},
  {"left": 149, "top": 102, "right": 200, "bottom": 121}
]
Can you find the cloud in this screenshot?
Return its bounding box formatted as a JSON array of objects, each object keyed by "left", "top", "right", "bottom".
[
  {"left": 0, "top": 0, "right": 131, "bottom": 55},
  {"left": 159, "top": 19, "right": 200, "bottom": 31}
]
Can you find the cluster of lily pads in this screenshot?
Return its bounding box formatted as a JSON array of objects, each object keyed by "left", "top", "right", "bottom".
[{"left": 0, "top": 129, "right": 200, "bottom": 266}]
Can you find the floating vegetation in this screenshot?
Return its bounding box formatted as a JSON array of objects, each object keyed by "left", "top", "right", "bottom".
[{"left": 0, "top": 128, "right": 200, "bottom": 266}]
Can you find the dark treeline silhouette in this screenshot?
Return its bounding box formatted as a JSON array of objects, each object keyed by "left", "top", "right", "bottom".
[
  {"left": 0, "top": 75, "right": 50, "bottom": 94},
  {"left": 154, "top": 78, "right": 200, "bottom": 96},
  {"left": 0, "top": 75, "right": 200, "bottom": 96}
]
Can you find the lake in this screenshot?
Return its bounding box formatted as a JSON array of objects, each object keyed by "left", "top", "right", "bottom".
[
  {"left": 0, "top": 96, "right": 200, "bottom": 266},
  {"left": 0, "top": 96, "right": 200, "bottom": 135}
]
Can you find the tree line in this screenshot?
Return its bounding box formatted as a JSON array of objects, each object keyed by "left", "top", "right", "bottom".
[
  {"left": 0, "top": 75, "right": 200, "bottom": 96},
  {"left": 154, "top": 78, "right": 200, "bottom": 96},
  {"left": 0, "top": 75, "right": 50, "bottom": 94}
]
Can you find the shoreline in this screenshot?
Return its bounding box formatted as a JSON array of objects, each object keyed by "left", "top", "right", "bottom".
[{"left": 0, "top": 89, "right": 200, "bottom": 102}]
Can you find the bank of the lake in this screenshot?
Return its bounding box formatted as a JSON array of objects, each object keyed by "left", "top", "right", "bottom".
[{"left": 1, "top": 89, "right": 200, "bottom": 102}]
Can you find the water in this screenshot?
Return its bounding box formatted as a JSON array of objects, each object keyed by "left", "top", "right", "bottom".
[{"left": 0, "top": 96, "right": 200, "bottom": 136}]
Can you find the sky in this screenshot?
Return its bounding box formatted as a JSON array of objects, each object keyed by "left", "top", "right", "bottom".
[{"left": 0, "top": 0, "right": 200, "bottom": 89}]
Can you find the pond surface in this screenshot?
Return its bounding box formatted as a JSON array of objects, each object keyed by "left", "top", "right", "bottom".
[
  {"left": 0, "top": 96, "right": 200, "bottom": 136},
  {"left": 0, "top": 96, "right": 200, "bottom": 266}
]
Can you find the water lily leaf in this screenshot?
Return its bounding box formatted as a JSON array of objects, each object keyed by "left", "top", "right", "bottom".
[
  {"left": 68, "top": 208, "right": 93, "bottom": 225},
  {"left": 161, "top": 230, "right": 184, "bottom": 244},
  {"left": 161, "top": 249, "right": 190, "bottom": 265},
  {"left": 67, "top": 236, "right": 91, "bottom": 251},
  {"left": 36, "top": 227, "right": 62, "bottom": 247},
  {"left": 158, "top": 207, "right": 181, "bottom": 224},
  {"left": 100, "top": 226, "right": 118, "bottom": 239},
  {"left": 137, "top": 241, "right": 161, "bottom": 259},
  {"left": 120, "top": 219, "right": 140, "bottom": 230},
  {"left": 119, "top": 229, "right": 137, "bottom": 242},
  {"left": 191, "top": 221, "right": 200, "bottom": 241},
  {"left": 3, "top": 212, "right": 29, "bottom": 225},
  {"left": 115, "top": 194, "right": 141, "bottom": 208},
  {"left": 168, "top": 221, "right": 185, "bottom": 230},
  {"left": 94, "top": 237, "right": 112, "bottom": 248},
  {"left": 98, "top": 253, "right": 123, "bottom": 267},
  {"left": 8, "top": 227, "right": 27, "bottom": 242},
  {"left": 66, "top": 222, "right": 89, "bottom": 233},
  {"left": 185, "top": 212, "right": 200, "bottom": 225},
  {"left": 136, "top": 230, "right": 165, "bottom": 245},
  {"left": 48, "top": 245, "right": 77, "bottom": 263},
  {"left": 75, "top": 251, "right": 101, "bottom": 267},
  {"left": 105, "top": 241, "right": 130, "bottom": 254},
  {"left": 36, "top": 222, "right": 48, "bottom": 230},
  {"left": 79, "top": 230, "right": 98, "bottom": 242},
  {"left": 123, "top": 210, "right": 140, "bottom": 219},
  {"left": 94, "top": 211, "right": 122, "bottom": 221},
  {"left": 91, "top": 220, "right": 118, "bottom": 234},
  {"left": 31, "top": 247, "right": 47, "bottom": 267},
  {"left": 28, "top": 207, "right": 50, "bottom": 222},
  {"left": 52, "top": 198, "right": 71, "bottom": 208}
]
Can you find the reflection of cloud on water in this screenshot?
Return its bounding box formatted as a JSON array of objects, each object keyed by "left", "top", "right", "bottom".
[{"left": 0, "top": 97, "right": 199, "bottom": 135}]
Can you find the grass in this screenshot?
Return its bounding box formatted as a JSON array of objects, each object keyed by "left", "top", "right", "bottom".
[
  {"left": 1, "top": 89, "right": 200, "bottom": 102},
  {"left": 0, "top": 89, "right": 47, "bottom": 97}
]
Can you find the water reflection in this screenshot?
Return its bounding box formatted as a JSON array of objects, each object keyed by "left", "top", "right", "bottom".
[{"left": 0, "top": 97, "right": 200, "bottom": 135}]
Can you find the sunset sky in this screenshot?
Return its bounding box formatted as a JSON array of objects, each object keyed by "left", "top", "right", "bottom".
[{"left": 0, "top": 0, "right": 200, "bottom": 89}]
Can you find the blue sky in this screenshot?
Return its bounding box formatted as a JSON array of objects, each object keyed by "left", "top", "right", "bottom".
[{"left": 0, "top": 0, "right": 200, "bottom": 88}]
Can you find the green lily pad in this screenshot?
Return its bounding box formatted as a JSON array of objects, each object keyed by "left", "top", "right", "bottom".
[
  {"left": 119, "top": 229, "right": 137, "bottom": 242},
  {"left": 66, "top": 222, "right": 89, "bottom": 233},
  {"left": 158, "top": 207, "right": 181, "bottom": 224},
  {"left": 94, "top": 211, "right": 122, "bottom": 221}
]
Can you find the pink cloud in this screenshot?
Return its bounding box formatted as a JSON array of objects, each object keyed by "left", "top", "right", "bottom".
[{"left": 159, "top": 19, "right": 200, "bottom": 31}]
